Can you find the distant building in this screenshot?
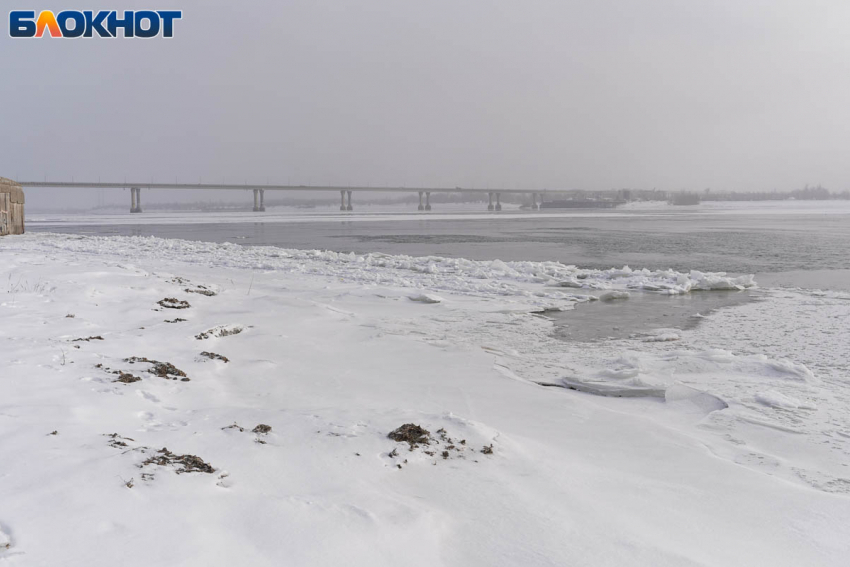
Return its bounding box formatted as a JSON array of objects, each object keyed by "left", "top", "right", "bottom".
[{"left": 0, "top": 177, "right": 25, "bottom": 235}]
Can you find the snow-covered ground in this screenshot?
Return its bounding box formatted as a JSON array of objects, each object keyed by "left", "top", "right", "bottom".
[{"left": 1, "top": 233, "right": 848, "bottom": 566}]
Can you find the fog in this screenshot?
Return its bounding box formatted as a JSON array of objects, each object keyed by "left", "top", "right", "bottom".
[{"left": 3, "top": 0, "right": 850, "bottom": 209}]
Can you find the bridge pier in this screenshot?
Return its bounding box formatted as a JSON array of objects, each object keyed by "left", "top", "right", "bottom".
[
  {"left": 532, "top": 193, "right": 540, "bottom": 210},
  {"left": 340, "top": 190, "right": 346, "bottom": 211},
  {"left": 346, "top": 190, "right": 353, "bottom": 211},
  {"left": 495, "top": 192, "right": 502, "bottom": 211},
  {"left": 257, "top": 189, "right": 265, "bottom": 212},
  {"left": 487, "top": 192, "right": 494, "bottom": 211},
  {"left": 252, "top": 189, "right": 259, "bottom": 212},
  {"left": 425, "top": 191, "right": 431, "bottom": 211},
  {"left": 130, "top": 187, "right": 142, "bottom": 213},
  {"left": 418, "top": 191, "right": 424, "bottom": 211}
]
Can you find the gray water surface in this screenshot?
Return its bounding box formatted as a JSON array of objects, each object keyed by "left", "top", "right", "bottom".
[
  {"left": 548, "top": 290, "right": 757, "bottom": 342},
  {"left": 29, "top": 209, "right": 850, "bottom": 286}
]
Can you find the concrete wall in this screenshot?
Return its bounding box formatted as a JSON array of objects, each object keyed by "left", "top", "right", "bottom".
[{"left": 0, "top": 177, "right": 25, "bottom": 235}]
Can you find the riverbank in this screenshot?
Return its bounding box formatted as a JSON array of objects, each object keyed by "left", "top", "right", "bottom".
[{"left": 1, "top": 233, "right": 848, "bottom": 566}]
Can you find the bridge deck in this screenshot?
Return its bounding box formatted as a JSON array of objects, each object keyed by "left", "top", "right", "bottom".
[{"left": 18, "top": 181, "right": 567, "bottom": 194}]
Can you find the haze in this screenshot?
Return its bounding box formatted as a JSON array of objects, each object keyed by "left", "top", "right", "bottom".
[{"left": 3, "top": 0, "right": 850, "bottom": 208}]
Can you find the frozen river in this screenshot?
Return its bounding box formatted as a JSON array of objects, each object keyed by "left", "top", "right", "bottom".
[
  {"left": 28, "top": 201, "right": 849, "bottom": 341},
  {"left": 27, "top": 200, "right": 850, "bottom": 290}
]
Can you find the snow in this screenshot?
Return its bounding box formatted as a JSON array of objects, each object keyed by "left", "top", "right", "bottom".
[
  {"left": 562, "top": 349, "right": 818, "bottom": 396},
  {"left": 755, "top": 390, "right": 817, "bottom": 410},
  {"left": 1, "top": 232, "right": 849, "bottom": 566},
  {"left": 15, "top": 233, "right": 756, "bottom": 305},
  {"left": 634, "top": 270, "right": 755, "bottom": 294},
  {"left": 0, "top": 526, "right": 9, "bottom": 550},
  {"left": 642, "top": 331, "right": 680, "bottom": 342}
]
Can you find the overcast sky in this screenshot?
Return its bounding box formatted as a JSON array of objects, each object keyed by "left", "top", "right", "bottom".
[{"left": 3, "top": 0, "right": 850, "bottom": 202}]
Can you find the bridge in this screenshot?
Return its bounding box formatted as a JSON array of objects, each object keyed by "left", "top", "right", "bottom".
[{"left": 16, "top": 181, "right": 597, "bottom": 213}]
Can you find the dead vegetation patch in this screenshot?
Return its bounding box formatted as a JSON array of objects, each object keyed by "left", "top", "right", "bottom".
[
  {"left": 185, "top": 286, "right": 217, "bottom": 297},
  {"left": 115, "top": 371, "right": 142, "bottom": 384},
  {"left": 388, "top": 423, "right": 431, "bottom": 448},
  {"left": 200, "top": 351, "right": 229, "bottom": 363},
  {"left": 96, "top": 363, "right": 143, "bottom": 384},
  {"left": 104, "top": 435, "right": 216, "bottom": 479},
  {"left": 157, "top": 298, "right": 190, "bottom": 309},
  {"left": 73, "top": 335, "right": 103, "bottom": 342},
  {"left": 221, "top": 422, "right": 270, "bottom": 444},
  {"left": 105, "top": 433, "right": 135, "bottom": 448},
  {"left": 124, "top": 357, "right": 189, "bottom": 381},
  {"left": 142, "top": 448, "right": 215, "bottom": 474},
  {"left": 165, "top": 318, "right": 187, "bottom": 323},
  {"left": 168, "top": 276, "right": 217, "bottom": 297},
  {"left": 195, "top": 325, "right": 243, "bottom": 340},
  {"left": 144, "top": 450, "right": 213, "bottom": 473},
  {"left": 386, "top": 424, "right": 479, "bottom": 468}
]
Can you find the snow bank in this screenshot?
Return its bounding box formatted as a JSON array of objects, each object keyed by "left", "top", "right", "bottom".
[
  {"left": 665, "top": 384, "right": 729, "bottom": 413},
  {"left": 631, "top": 269, "right": 755, "bottom": 294},
  {"left": 755, "top": 390, "right": 817, "bottom": 410},
  {"left": 562, "top": 349, "right": 818, "bottom": 398},
  {"left": 16, "top": 234, "right": 756, "bottom": 308}
]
